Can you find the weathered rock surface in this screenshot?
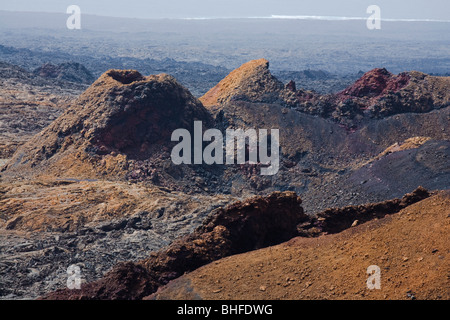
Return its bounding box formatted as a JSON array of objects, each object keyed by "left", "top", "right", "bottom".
[
  {"left": 0, "top": 178, "right": 235, "bottom": 299},
  {"left": 40, "top": 191, "right": 305, "bottom": 300}
]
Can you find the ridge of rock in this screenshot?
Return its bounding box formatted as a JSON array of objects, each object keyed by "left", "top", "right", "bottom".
[
  {"left": 149, "top": 190, "right": 448, "bottom": 300},
  {"left": 297, "top": 186, "right": 430, "bottom": 236},
  {"left": 40, "top": 191, "right": 306, "bottom": 300},
  {"left": 293, "top": 68, "right": 449, "bottom": 122},
  {"left": 338, "top": 68, "right": 410, "bottom": 99}
]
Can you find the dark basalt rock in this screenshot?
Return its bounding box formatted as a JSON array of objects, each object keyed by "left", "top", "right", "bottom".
[
  {"left": 297, "top": 186, "right": 430, "bottom": 236},
  {"left": 33, "top": 62, "right": 95, "bottom": 84}
]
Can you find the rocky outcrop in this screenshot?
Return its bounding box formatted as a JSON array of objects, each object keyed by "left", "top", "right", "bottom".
[
  {"left": 2, "top": 69, "right": 212, "bottom": 182},
  {"left": 294, "top": 68, "right": 449, "bottom": 122},
  {"left": 40, "top": 191, "right": 306, "bottom": 300},
  {"left": 200, "top": 59, "right": 294, "bottom": 109},
  {"left": 337, "top": 68, "right": 410, "bottom": 99}
]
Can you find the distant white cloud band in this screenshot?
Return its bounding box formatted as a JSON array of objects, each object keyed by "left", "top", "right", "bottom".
[
  {"left": 271, "top": 15, "right": 364, "bottom": 20},
  {"left": 271, "top": 15, "right": 450, "bottom": 22},
  {"left": 181, "top": 15, "right": 450, "bottom": 22}
]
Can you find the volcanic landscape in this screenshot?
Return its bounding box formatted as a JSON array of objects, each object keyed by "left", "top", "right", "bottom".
[{"left": 0, "top": 56, "right": 448, "bottom": 300}]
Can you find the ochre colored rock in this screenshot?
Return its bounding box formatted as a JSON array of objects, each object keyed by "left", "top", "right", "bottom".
[{"left": 200, "top": 59, "right": 288, "bottom": 108}]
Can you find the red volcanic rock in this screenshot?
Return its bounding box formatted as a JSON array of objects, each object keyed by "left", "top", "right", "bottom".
[
  {"left": 293, "top": 67, "right": 448, "bottom": 121},
  {"left": 338, "top": 68, "right": 410, "bottom": 99}
]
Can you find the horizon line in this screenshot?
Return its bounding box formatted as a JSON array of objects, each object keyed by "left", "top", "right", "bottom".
[
  {"left": 1, "top": 10, "right": 449, "bottom": 23},
  {"left": 182, "top": 15, "right": 450, "bottom": 23}
]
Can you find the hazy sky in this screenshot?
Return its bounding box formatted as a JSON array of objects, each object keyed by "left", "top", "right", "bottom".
[{"left": 0, "top": 0, "right": 449, "bottom": 20}]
